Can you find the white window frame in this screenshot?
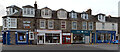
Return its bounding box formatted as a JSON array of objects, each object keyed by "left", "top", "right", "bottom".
[
  {"left": 61, "top": 21, "right": 66, "bottom": 29},
  {"left": 40, "top": 20, "right": 46, "bottom": 28},
  {"left": 41, "top": 9, "right": 52, "bottom": 18},
  {"left": 10, "top": 18, "right": 17, "bottom": 28},
  {"left": 81, "top": 13, "right": 88, "bottom": 19},
  {"left": 102, "top": 23, "right": 105, "bottom": 29},
  {"left": 57, "top": 10, "right": 67, "bottom": 19},
  {"left": 29, "top": 32, "right": 34, "bottom": 40},
  {"left": 72, "top": 21, "right": 77, "bottom": 30},
  {"left": 82, "top": 21, "right": 87, "bottom": 30},
  {"left": 48, "top": 20, "right": 54, "bottom": 29},
  {"left": 3, "top": 18, "right": 7, "bottom": 28},
  {"left": 88, "top": 22, "right": 93, "bottom": 30},
  {"left": 71, "top": 13, "right": 77, "bottom": 18}
]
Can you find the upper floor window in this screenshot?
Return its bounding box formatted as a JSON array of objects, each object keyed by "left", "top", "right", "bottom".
[
  {"left": 57, "top": 10, "right": 67, "bottom": 19},
  {"left": 98, "top": 14, "right": 105, "bottom": 22},
  {"left": 3, "top": 18, "right": 7, "bottom": 28},
  {"left": 70, "top": 12, "right": 77, "bottom": 18},
  {"left": 82, "top": 21, "right": 87, "bottom": 30},
  {"left": 61, "top": 21, "right": 66, "bottom": 29},
  {"left": 6, "top": 8, "right": 18, "bottom": 15},
  {"left": 23, "top": 8, "right": 35, "bottom": 15},
  {"left": 81, "top": 13, "right": 88, "bottom": 19},
  {"left": 48, "top": 20, "right": 54, "bottom": 29},
  {"left": 88, "top": 22, "right": 93, "bottom": 30},
  {"left": 10, "top": 18, "right": 17, "bottom": 28},
  {"left": 102, "top": 23, "right": 105, "bottom": 29},
  {"left": 40, "top": 20, "right": 46, "bottom": 28},
  {"left": 41, "top": 9, "right": 52, "bottom": 18},
  {"left": 112, "top": 24, "right": 115, "bottom": 30},
  {"left": 72, "top": 21, "right": 77, "bottom": 30}
]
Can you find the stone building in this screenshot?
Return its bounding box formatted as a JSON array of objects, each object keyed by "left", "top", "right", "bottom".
[{"left": 2, "top": 2, "right": 118, "bottom": 45}]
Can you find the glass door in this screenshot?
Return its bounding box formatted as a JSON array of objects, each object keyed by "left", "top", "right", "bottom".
[{"left": 37, "top": 35, "right": 44, "bottom": 44}]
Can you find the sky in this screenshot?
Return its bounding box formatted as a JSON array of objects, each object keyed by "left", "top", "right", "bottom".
[{"left": 0, "top": 0, "right": 119, "bottom": 26}]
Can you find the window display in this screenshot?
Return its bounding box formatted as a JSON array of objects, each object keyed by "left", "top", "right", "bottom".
[
  {"left": 18, "top": 32, "right": 26, "bottom": 42},
  {"left": 45, "top": 33, "right": 60, "bottom": 43},
  {"left": 73, "top": 34, "right": 85, "bottom": 43}
]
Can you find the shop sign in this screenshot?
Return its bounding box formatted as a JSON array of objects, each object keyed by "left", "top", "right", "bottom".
[
  {"left": 23, "top": 21, "right": 31, "bottom": 23},
  {"left": 63, "top": 33, "right": 71, "bottom": 35},
  {"left": 53, "top": 37, "right": 59, "bottom": 39}
]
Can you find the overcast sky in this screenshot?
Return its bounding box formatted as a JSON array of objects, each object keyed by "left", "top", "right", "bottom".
[{"left": 0, "top": 0, "right": 119, "bottom": 26}]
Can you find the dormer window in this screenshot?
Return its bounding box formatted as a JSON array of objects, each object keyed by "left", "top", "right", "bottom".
[
  {"left": 98, "top": 14, "right": 105, "bottom": 22},
  {"left": 57, "top": 10, "right": 67, "bottom": 19},
  {"left": 22, "top": 5, "right": 35, "bottom": 17},
  {"left": 70, "top": 12, "right": 77, "bottom": 18},
  {"left": 6, "top": 5, "right": 19, "bottom": 15},
  {"left": 41, "top": 9, "right": 52, "bottom": 18},
  {"left": 81, "top": 13, "right": 88, "bottom": 19}
]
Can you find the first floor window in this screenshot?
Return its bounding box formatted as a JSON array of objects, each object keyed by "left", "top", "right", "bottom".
[
  {"left": 3, "top": 18, "right": 7, "bottom": 28},
  {"left": 61, "top": 21, "right": 66, "bottom": 29},
  {"left": 88, "top": 22, "right": 93, "bottom": 30},
  {"left": 40, "top": 20, "right": 46, "bottom": 28},
  {"left": 82, "top": 21, "right": 87, "bottom": 30},
  {"left": 48, "top": 20, "right": 54, "bottom": 29},
  {"left": 72, "top": 21, "right": 77, "bottom": 30},
  {"left": 10, "top": 18, "right": 17, "bottom": 28}
]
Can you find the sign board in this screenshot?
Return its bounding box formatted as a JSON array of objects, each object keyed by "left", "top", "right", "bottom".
[{"left": 23, "top": 21, "right": 31, "bottom": 23}]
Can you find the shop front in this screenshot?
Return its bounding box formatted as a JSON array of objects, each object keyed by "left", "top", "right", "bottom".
[
  {"left": 62, "top": 33, "right": 71, "bottom": 44},
  {"left": 96, "top": 30, "right": 116, "bottom": 43},
  {"left": 15, "top": 30, "right": 29, "bottom": 44},
  {"left": 71, "top": 30, "right": 90, "bottom": 44},
  {"left": 37, "top": 30, "right": 62, "bottom": 44}
]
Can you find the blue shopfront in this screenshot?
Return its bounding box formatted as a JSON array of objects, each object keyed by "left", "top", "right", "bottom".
[
  {"left": 71, "top": 30, "right": 91, "bottom": 44},
  {"left": 96, "top": 30, "right": 116, "bottom": 43},
  {"left": 2, "top": 30, "right": 29, "bottom": 45}
]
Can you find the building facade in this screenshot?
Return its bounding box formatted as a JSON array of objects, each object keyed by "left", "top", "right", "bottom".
[{"left": 2, "top": 2, "right": 119, "bottom": 45}]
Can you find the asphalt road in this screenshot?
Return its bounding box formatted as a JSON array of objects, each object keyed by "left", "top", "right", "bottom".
[{"left": 1, "top": 44, "right": 118, "bottom": 50}]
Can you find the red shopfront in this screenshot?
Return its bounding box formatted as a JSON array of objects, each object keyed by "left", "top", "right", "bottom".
[{"left": 62, "top": 33, "right": 71, "bottom": 44}]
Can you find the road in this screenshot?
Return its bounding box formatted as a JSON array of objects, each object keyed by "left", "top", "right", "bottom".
[{"left": 1, "top": 44, "right": 118, "bottom": 50}]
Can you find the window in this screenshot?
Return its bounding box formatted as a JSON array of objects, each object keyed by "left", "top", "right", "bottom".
[
  {"left": 61, "top": 21, "right": 66, "bottom": 29},
  {"left": 31, "top": 8, "right": 33, "bottom": 14},
  {"left": 10, "top": 18, "right": 17, "bottom": 28},
  {"left": 81, "top": 13, "right": 88, "bottom": 19},
  {"left": 72, "top": 21, "right": 77, "bottom": 30},
  {"left": 17, "top": 32, "right": 26, "bottom": 43},
  {"left": 29, "top": 32, "right": 34, "bottom": 40},
  {"left": 45, "top": 33, "right": 60, "bottom": 43},
  {"left": 112, "top": 24, "right": 115, "bottom": 30},
  {"left": 40, "top": 20, "right": 46, "bottom": 28},
  {"left": 88, "top": 22, "right": 93, "bottom": 30},
  {"left": 3, "top": 18, "right": 7, "bottom": 28},
  {"left": 98, "top": 15, "right": 105, "bottom": 22},
  {"left": 27, "top": 8, "right": 30, "bottom": 14},
  {"left": 71, "top": 13, "right": 77, "bottom": 18},
  {"left": 57, "top": 10, "right": 67, "bottom": 19},
  {"left": 41, "top": 9, "right": 52, "bottom": 18},
  {"left": 23, "top": 8, "right": 27, "bottom": 14},
  {"left": 82, "top": 21, "right": 87, "bottom": 30},
  {"left": 48, "top": 20, "right": 54, "bottom": 29},
  {"left": 102, "top": 23, "right": 105, "bottom": 29}
]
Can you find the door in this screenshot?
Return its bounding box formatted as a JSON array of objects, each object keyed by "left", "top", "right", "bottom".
[
  {"left": 62, "top": 36, "right": 71, "bottom": 44},
  {"left": 3, "top": 32, "right": 6, "bottom": 44},
  {"left": 37, "top": 36, "right": 44, "bottom": 44},
  {"left": 92, "top": 33, "right": 95, "bottom": 43}
]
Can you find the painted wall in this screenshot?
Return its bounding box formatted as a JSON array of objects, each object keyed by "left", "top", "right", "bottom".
[{"left": 96, "top": 22, "right": 118, "bottom": 35}]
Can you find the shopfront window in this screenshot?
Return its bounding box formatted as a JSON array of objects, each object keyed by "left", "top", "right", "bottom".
[
  {"left": 45, "top": 33, "right": 60, "bottom": 43},
  {"left": 73, "top": 34, "right": 85, "bottom": 43},
  {"left": 18, "top": 32, "right": 26, "bottom": 42},
  {"left": 97, "top": 33, "right": 104, "bottom": 41}
]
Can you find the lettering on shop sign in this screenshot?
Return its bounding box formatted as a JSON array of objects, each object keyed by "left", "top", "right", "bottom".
[
  {"left": 23, "top": 21, "right": 31, "bottom": 23},
  {"left": 23, "top": 24, "right": 31, "bottom": 28}
]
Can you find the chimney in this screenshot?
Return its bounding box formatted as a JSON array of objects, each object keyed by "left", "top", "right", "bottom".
[
  {"left": 86, "top": 9, "right": 92, "bottom": 15},
  {"left": 34, "top": 1, "right": 37, "bottom": 9}
]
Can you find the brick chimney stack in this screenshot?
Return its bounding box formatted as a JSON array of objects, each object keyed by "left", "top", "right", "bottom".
[{"left": 86, "top": 9, "right": 92, "bottom": 15}]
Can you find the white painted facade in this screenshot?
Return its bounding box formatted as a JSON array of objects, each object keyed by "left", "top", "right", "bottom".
[{"left": 96, "top": 22, "right": 118, "bottom": 35}]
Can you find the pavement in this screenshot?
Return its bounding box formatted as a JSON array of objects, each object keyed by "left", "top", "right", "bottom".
[{"left": 1, "top": 44, "right": 118, "bottom": 50}]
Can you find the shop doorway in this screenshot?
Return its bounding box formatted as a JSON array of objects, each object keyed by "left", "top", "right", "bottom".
[
  {"left": 62, "top": 36, "right": 71, "bottom": 44},
  {"left": 92, "top": 33, "right": 95, "bottom": 43},
  {"left": 37, "top": 35, "right": 44, "bottom": 44}
]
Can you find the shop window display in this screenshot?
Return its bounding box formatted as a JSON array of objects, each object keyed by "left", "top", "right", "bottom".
[
  {"left": 73, "top": 34, "right": 85, "bottom": 43},
  {"left": 18, "top": 32, "right": 26, "bottom": 42},
  {"left": 45, "top": 33, "right": 60, "bottom": 43}
]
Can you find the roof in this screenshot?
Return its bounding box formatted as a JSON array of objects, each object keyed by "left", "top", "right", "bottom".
[{"left": 22, "top": 5, "right": 34, "bottom": 8}]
